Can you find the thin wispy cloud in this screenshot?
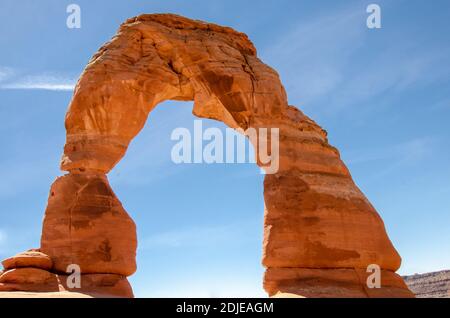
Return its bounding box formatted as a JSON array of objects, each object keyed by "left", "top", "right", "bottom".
[
  {"left": 344, "top": 137, "right": 435, "bottom": 181},
  {"left": 262, "top": 6, "right": 364, "bottom": 109},
  {"left": 0, "top": 67, "right": 76, "bottom": 91},
  {"left": 345, "top": 137, "right": 433, "bottom": 166},
  {"left": 262, "top": 3, "right": 450, "bottom": 117},
  {"left": 0, "top": 74, "right": 76, "bottom": 91},
  {"left": 329, "top": 47, "right": 450, "bottom": 114}
]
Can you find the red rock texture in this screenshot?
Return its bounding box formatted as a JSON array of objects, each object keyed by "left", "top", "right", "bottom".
[
  {"left": 40, "top": 173, "right": 137, "bottom": 276},
  {"left": 0, "top": 13, "right": 413, "bottom": 297},
  {"left": 0, "top": 268, "right": 58, "bottom": 287},
  {"left": 264, "top": 268, "right": 413, "bottom": 298},
  {"left": 2, "top": 250, "right": 53, "bottom": 271},
  {"left": 0, "top": 291, "right": 94, "bottom": 298},
  {"left": 0, "top": 267, "right": 132, "bottom": 297},
  {"left": 58, "top": 273, "right": 134, "bottom": 298}
]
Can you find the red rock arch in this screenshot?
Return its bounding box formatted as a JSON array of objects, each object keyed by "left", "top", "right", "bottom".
[{"left": 0, "top": 14, "right": 413, "bottom": 297}]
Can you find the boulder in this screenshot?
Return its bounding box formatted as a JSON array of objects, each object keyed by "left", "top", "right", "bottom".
[
  {"left": 0, "top": 268, "right": 59, "bottom": 292},
  {"left": 2, "top": 250, "right": 53, "bottom": 271},
  {"left": 40, "top": 173, "right": 137, "bottom": 276}
]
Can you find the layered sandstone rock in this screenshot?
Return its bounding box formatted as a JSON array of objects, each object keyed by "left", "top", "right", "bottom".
[
  {"left": 2, "top": 250, "right": 53, "bottom": 271},
  {"left": 57, "top": 273, "right": 134, "bottom": 298},
  {"left": 0, "top": 13, "right": 413, "bottom": 297},
  {"left": 40, "top": 173, "right": 137, "bottom": 276},
  {"left": 0, "top": 268, "right": 132, "bottom": 297},
  {"left": 0, "top": 268, "right": 59, "bottom": 290},
  {"left": 0, "top": 173, "right": 137, "bottom": 297},
  {"left": 264, "top": 268, "right": 413, "bottom": 298}
]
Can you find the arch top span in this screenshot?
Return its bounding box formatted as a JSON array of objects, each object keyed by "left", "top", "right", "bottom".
[{"left": 62, "top": 13, "right": 307, "bottom": 174}]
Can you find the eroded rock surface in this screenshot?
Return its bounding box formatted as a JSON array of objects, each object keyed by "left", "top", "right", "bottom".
[
  {"left": 0, "top": 13, "right": 413, "bottom": 298},
  {"left": 0, "top": 250, "right": 132, "bottom": 297},
  {"left": 2, "top": 250, "right": 52, "bottom": 271},
  {"left": 40, "top": 173, "right": 137, "bottom": 276},
  {"left": 264, "top": 268, "right": 413, "bottom": 298}
]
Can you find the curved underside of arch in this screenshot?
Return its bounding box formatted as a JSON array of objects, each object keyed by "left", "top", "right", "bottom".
[{"left": 0, "top": 14, "right": 413, "bottom": 298}]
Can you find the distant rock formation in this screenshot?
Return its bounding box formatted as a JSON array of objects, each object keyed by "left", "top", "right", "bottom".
[
  {"left": 0, "top": 13, "right": 413, "bottom": 297},
  {"left": 403, "top": 270, "right": 450, "bottom": 298}
]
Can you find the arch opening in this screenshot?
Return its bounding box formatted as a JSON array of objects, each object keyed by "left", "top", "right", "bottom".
[{"left": 111, "top": 100, "right": 265, "bottom": 297}]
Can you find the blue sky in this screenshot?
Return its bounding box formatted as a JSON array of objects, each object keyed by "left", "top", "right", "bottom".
[{"left": 0, "top": 0, "right": 449, "bottom": 297}]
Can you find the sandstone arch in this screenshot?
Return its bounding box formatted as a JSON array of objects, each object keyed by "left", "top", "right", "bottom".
[{"left": 0, "top": 14, "right": 413, "bottom": 297}]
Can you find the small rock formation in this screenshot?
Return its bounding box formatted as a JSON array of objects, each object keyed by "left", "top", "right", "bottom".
[
  {"left": 0, "top": 249, "right": 132, "bottom": 297},
  {"left": 2, "top": 250, "right": 52, "bottom": 271},
  {"left": 0, "top": 13, "right": 413, "bottom": 297},
  {"left": 403, "top": 270, "right": 450, "bottom": 298},
  {"left": 40, "top": 173, "right": 137, "bottom": 277}
]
